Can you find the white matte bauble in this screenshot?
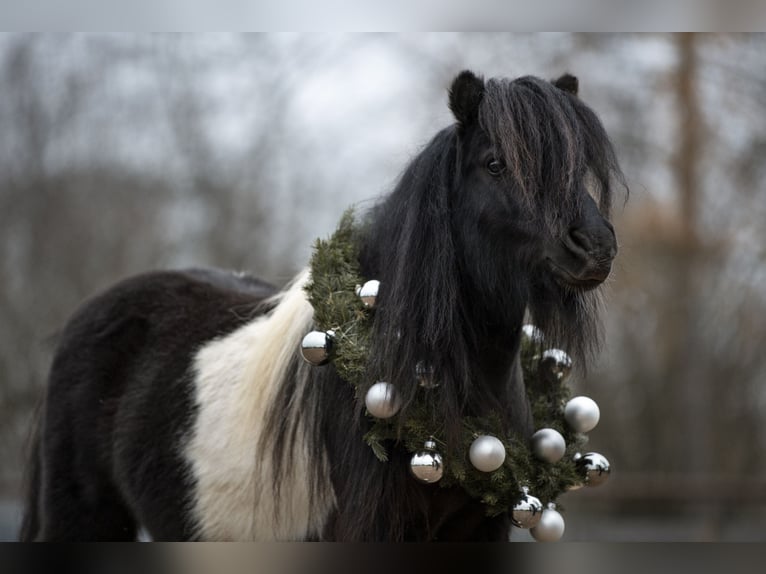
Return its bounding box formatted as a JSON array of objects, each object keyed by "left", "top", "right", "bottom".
[
  {"left": 511, "top": 488, "right": 544, "bottom": 529},
  {"left": 299, "top": 330, "right": 334, "bottom": 366},
  {"left": 530, "top": 505, "right": 565, "bottom": 542},
  {"left": 409, "top": 439, "right": 444, "bottom": 484},
  {"left": 565, "top": 396, "right": 600, "bottom": 433},
  {"left": 540, "top": 349, "right": 573, "bottom": 382},
  {"left": 531, "top": 428, "right": 566, "bottom": 463},
  {"left": 576, "top": 452, "right": 611, "bottom": 487},
  {"left": 468, "top": 435, "right": 506, "bottom": 472},
  {"left": 357, "top": 279, "right": 380, "bottom": 308},
  {"left": 364, "top": 381, "right": 402, "bottom": 419}
]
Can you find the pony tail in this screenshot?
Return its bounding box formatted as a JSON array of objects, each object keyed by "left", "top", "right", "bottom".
[{"left": 19, "top": 401, "right": 44, "bottom": 541}]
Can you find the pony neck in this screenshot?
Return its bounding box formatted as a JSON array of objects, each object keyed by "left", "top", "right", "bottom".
[
  {"left": 358, "top": 227, "right": 533, "bottom": 435},
  {"left": 459, "top": 287, "right": 532, "bottom": 430}
]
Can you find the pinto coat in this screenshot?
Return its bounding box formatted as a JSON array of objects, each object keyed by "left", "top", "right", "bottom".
[{"left": 21, "top": 70, "right": 624, "bottom": 541}]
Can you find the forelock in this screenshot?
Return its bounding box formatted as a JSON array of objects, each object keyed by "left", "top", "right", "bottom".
[{"left": 477, "top": 76, "right": 623, "bottom": 234}]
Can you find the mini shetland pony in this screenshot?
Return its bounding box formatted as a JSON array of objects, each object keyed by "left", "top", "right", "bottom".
[{"left": 21, "top": 71, "right": 623, "bottom": 541}]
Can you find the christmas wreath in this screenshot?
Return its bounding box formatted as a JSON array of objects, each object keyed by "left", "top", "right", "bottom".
[{"left": 300, "top": 211, "right": 611, "bottom": 541}]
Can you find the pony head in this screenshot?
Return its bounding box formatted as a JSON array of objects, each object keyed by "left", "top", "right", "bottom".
[
  {"left": 447, "top": 70, "right": 624, "bottom": 362},
  {"left": 360, "top": 69, "right": 625, "bottom": 438}
]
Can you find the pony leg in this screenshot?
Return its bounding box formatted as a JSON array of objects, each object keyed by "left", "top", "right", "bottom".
[{"left": 37, "top": 426, "right": 137, "bottom": 541}]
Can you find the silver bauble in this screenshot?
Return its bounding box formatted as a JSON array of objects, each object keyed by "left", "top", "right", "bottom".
[
  {"left": 364, "top": 381, "right": 402, "bottom": 419},
  {"left": 357, "top": 279, "right": 380, "bottom": 308},
  {"left": 299, "top": 330, "right": 334, "bottom": 366},
  {"left": 575, "top": 452, "right": 611, "bottom": 487},
  {"left": 564, "top": 396, "right": 600, "bottom": 433},
  {"left": 531, "top": 428, "right": 566, "bottom": 463},
  {"left": 530, "top": 505, "right": 565, "bottom": 542},
  {"left": 468, "top": 435, "right": 506, "bottom": 472},
  {"left": 511, "top": 488, "right": 544, "bottom": 529},
  {"left": 415, "top": 361, "right": 438, "bottom": 389},
  {"left": 540, "top": 349, "right": 573, "bottom": 382},
  {"left": 521, "top": 324, "right": 544, "bottom": 345},
  {"left": 409, "top": 439, "right": 444, "bottom": 484}
]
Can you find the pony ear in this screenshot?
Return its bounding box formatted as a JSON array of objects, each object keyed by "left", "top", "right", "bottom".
[
  {"left": 449, "top": 70, "right": 485, "bottom": 126},
  {"left": 553, "top": 73, "right": 579, "bottom": 96}
]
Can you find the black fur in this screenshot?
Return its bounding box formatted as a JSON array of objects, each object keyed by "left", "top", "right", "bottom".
[
  {"left": 553, "top": 73, "right": 579, "bottom": 95},
  {"left": 21, "top": 70, "right": 625, "bottom": 541},
  {"left": 448, "top": 70, "right": 485, "bottom": 127}
]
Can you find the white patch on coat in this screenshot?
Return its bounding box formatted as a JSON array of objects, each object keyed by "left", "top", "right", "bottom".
[{"left": 184, "top": 270, "right": 336, "bottom": 540}]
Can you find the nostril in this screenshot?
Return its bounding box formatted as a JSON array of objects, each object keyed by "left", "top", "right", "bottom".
[{"left": 568, "top": 228, "right": 594, "bottom": 255}]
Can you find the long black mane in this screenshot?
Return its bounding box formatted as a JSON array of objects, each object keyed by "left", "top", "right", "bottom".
[{"left": 481, "top": 76, "right": 621, "bottom": 222}]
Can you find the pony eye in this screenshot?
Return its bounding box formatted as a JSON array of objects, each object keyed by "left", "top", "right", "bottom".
[{"left": 486, "top": 157, "right": 506, "bottom": 176}]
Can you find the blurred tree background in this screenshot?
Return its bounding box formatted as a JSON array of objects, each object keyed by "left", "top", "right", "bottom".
[{"left": 1, "top": 33, "right": 764, "bottom": 541}]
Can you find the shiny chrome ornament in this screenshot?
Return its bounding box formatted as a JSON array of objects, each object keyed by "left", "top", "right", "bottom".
[
  {"left": 531, "top": 428, "right": 566, "bottom": 463},
  {"left": 415, "top": 361, "right": 438, "bottom": 388},
  {"left": 511, "top": 487, "right": 544, "bottom": 529},
  {"left": 539, "top": 348, "right": 572, "bottom": 382},
  {"left": 564, "top": 396, "right": 600, "bottom": 433},
  {"left": 409, "top": 439, "right": 444, "bottom": 484},
  {"left": 575, "top": 452, "right": 611, "bottom": 487},
  {"left": 299, "top": 330, "right": 334, "bottom": 365},
  {"left": 364, "top": 381, "right": 402, "bottom": 419},
  {"left": 530, "top": 503, "right": 565, "bottom": 542},
  {"left": 356, "top": 279, "right": 380, "bottom": 308},
  {"left": 468, "top": 435, "right": 506, "bottom": 472}
]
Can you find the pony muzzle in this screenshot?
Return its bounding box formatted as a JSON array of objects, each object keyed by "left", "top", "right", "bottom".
[{"left": 548, "top": 219, "right": 617, "bottom": 290}]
